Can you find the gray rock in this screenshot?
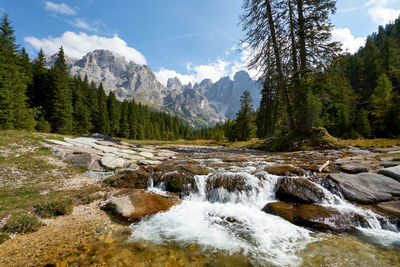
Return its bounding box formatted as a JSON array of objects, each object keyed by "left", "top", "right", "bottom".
[
  {"left": 66, "top": 152, "right": 92, "bottom": 167},
  {"left": 338, "top": 164, "right": 369, "bottom": 174},
  {"left": 138, "top": 160, "right": 163, "bottom": 166},
  {"left": 380, "top": 161, "right": 400, "bottom": 168},
  {"left": 276, "top": 178, "right": 325, "bottom": 204},
  {"left": 138, "top": 151, "right": 153, "bottom": 158},
  {"left": 91, "top": 133, "right": 106, "bottom": 139},
  {"left": 85, "top": 170, "right": 114, "bottom": 181},
  {"left": 51, "top": 147, "right": 65, "bottom": 158},
  {"left": 378, "top": 165, "right": 400, "bottom": 182},
  {"left": 100, "top": 156, "right": 125, "bottom": 169},
  {"left": 327, "top": 173, "right": 400, "bottom": 204},
  {"left": 45, "top": 139, "right": 73, "bottom": 147}
]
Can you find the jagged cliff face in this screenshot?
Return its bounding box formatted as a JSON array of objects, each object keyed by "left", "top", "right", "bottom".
[{"left": 42, "top": 50, "right": 262, "bottom": 127}]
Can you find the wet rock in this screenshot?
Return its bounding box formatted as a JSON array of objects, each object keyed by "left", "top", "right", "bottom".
[
  {"left": 265, "top": 165, "right": 306, "bottom": 176},
  {"left": 327, "top": 173, "right": 400, "bottom": 204},
  {"left": 379, "top": 160, "right": 400, "bottom": 168},
  {"left": 108, "top": 167, "right": 151, "bottom": 189},
  {"left": 275, "top": 178, "right": 325, "bottom": 204},
  {"left": 100, "top": 156, "right": 125, "bottom": 170},
  {"left": 206, "top": 173, "right": 252, "bottom": 193},
  {"left": 263, "top": 202, "right": 368, "bottom": 232},
  {"left": 66, "top": 152, "right": 93, "bottom": 167},
  {"left": 377, "top": 166, "right": 400, "bottom": 182},
  {"left": 100, "top": 189, "right": 179, "bottom": 222},
  {"left": 334, "top": 157, "right": 379, "bottom": 174},
  {"left": 376, "top": 201, "right": 400, "bottom": 219},
  {"left": 180, "top": 165, "right": 213, "bottom": 175},
  {"left": 163, "top": 173, "right": 197, "bottom": 196}
]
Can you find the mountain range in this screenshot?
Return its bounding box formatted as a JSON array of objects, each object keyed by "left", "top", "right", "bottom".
[{"left": 42, "top": 50, "right": 262, "bottom": 127}]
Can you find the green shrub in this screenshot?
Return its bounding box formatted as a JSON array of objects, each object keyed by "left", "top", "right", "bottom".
[
  {"left": 34, "top": 198, "right": 74, "bottom": 218},
  {"left": 0, "top": 232, "right": 10, "bottom": 244},
  {"left": 2, "top": 214, "right": 42, "bottom": 233}
]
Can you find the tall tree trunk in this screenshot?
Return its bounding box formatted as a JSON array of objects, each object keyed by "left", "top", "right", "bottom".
[
  {"left": 296, "top": 0, "right": 307, "bottom": 71},
  {"left": 288, "top": 0, "right": 298, "bottom": 73},
  {"left": 265, "top": 0, "right": 295, "bottom": 131}
]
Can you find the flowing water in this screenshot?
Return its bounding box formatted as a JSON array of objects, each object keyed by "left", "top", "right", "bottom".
[{"left": 126, "top": 146, "right": 400, "bottom": 266}]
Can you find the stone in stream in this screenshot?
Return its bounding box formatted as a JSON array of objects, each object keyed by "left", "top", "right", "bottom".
[
  {"left": 100, "top": 189, "right": 179, "bottom": 222},
  {"left": 376, "top": 201, "right": 400, "bottom": 219},
  {"left": 334, "top": 157, "right": 379, "bottom": 174},
  {"left": 262, "top": 202, "right": 369, "bottom": 232},
  {"left": 275, "top": 178, "right": 325, "bottom": 204},
  {"left": 206, "top": 173, "right": 252, "bottom": 193},
  {"left": 264, "top": 165, "right": 307, "bottom": 176},
  {"left": 100, "top": 156, "right": 126, "bottom": 169},
  {"left": 327, "top": 173, "right": 400, "bottom": 204},
  {"left": 108, "top": 167, "right": 151, "bottom": 189},
  {"left": 377, "top": 165, "right": 400, "bottom": 182},
  {"left": 66, "top": 152, "right": 93, "bottom": 167}
]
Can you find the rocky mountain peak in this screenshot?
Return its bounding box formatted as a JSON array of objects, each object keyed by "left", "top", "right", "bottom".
[{"left": 167, "top": 77, "right": 183, "bottom": 91}]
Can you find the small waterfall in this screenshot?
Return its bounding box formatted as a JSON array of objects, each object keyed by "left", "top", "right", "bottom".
[{"left": 129, "top": 148, "right": 400, "bottom": 266}]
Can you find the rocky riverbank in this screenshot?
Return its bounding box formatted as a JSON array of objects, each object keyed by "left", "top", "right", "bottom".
[{"left": 1, "top": 132, "right": 400, "bottom": 266}]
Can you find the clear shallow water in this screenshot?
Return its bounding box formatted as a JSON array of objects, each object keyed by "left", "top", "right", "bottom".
[{"left": 128, "top": 146, "right": 400, "bottom": 266}]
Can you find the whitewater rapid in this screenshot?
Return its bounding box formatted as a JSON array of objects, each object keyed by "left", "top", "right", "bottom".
[{"left": 128, "top": 148, "right": 400, "bottom": 266}]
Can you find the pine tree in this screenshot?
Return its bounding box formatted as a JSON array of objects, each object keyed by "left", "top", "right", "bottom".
[
  {"left": 119, "top": 100, "right": 129, "bottom": 138},
  {"left": 71, "top": 77, "right": 90, "bottom": 134},
  {"left": 107, "top": 91, "right": 120, "bottom": 137},
  {"left": 0, "top": 13, "right": 35, "bottom": 130},
  {"left": 370, "top": 73, "right": 394, "bottom": 136},
  {"left": 50, "top": 47, "right": 73, "bottom": 134},
  {"left": 94, "top": 83, "right": 110, "bottom": 135},
  {"left": 235, "top": 90, "right": 254, "bottom": 141}
]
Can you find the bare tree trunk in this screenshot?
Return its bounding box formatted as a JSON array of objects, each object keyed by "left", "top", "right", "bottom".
[
  {"left": 288, "top": 0, "right": 298, "bottom": 73},
  {"left": 296, "top": 0, "right": 307, "bottom": 71},
  {"left": 265, "top": 0, "right": 294, "bottom": 131}
]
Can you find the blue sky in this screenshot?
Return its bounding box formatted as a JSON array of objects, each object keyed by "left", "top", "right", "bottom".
[{"left": 1, "top": 0, "right": 400, "bottom": 85}]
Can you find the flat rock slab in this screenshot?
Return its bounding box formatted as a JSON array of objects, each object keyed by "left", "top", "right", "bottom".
[
  {"left": 138, "top": 152, "right": 154, "bottom": 158},
  {"left": 376, "top": 201, "right": 400, "bottom": 218},
  {"left": 85, "top": 170, "right": 114, "bottom": 181},
  {"left": 138, "top": 160, "right": 163, "bottom": 166},
  {"left": 100, "top": 156, "right": 125, "bottom": 169},
  {"left": 100, "top": 189, "right": 179, "bottom": 222},
  {"left": 378, "top": 166, "right": 400, "bottom": 182},
  {"left": 327, "top": 173, "right": 400, "bottom": 204},
  {"left": 45, "top": 139, "right": 73, "bottom": 147},
  {"left": 338, "top": 164, "right": 370, "bottom": 174},
  {"left": 371, "top": 146, "right": 400, "bottom": 153},
  {"left": 379, "top": 160, "right": 400, "bottom": 168},
  {"left": 66, "top": 152, "right": 93, "bottom": 167}
]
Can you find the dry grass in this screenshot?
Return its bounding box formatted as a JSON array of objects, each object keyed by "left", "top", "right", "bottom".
[{"left": 345, "top": 139, "right": 400, "bottom": 148}]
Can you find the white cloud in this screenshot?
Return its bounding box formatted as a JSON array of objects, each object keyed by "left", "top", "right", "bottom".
[
  {"left": 331, "top": 28, "right": 366, "bottom": 54},
  {"left": 155, "top": 43, "right": 262, "bottom": 86},
  {"left": 44, "top": 1, "right": 76, "bottom": 15},
  {"left": 368, "top": 6, "right": 400, "bottom": 25},
  {"left": 72, "top": 18, "right": 97, "bottom": 32},
  {"left": 24, "top": 31, "right": 147, "bottom": 65},
  {"left": 155, "top": 68, "right": 195, "bottom": 86}
]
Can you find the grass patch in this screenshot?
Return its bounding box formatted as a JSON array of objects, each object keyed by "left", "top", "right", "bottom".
[
  {"left": 0, "top": 233, "right": 9, "bottom": 244},
  {"left": 2, "top": 214, "right": 42, "bottom": 234},
  {"left": 345, "top": 139, "right": 400, "bottom": 148},
  {"left": 34, "top": 198, "right": 74, "bottom": 218}
]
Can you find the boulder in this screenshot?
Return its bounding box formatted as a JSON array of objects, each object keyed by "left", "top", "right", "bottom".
[
  {"left": 108, "top": 167, "right": 151, "bottom": 189},
  {"left": 265, "top": 165, "right": 306, "bottom": 176},
  {"left": 85, "top": 170, "right": 114, "bottom": 181},
  {"left": 206, "top": 173, "right": 252, "bottom": 193},
  {"left": 163, "top": 173, "right": 197, "bottom": 196},
  {"left": 327, "top": 173, "right": 400, "bottom": 204},
  {"left": 66, "top": 152, "right": 92, "bottom": 167},
  {"left": 275, "top": 178, "right": 325, "bottom": 204},
  {"left": 263, "top": 202, "right": 368, "bottom": 232},
  {"left": 100, "top": 189, "right": 179, "bottom": 222},
  {"left": 100, "top": 156, "right": 125, "bottom": 169},
  {"left": 180, "top": 165, "right": 214, "bottom": 175},
  {"left": 378, "top": 165, "right": 400, "bottom": 182},
  {"left": 376, "top": 201, "right": 400, "bottom": 219},
  {"left": 51, "top": 147, "right": 65, "bottom": 158},
  {"left": 338, "top": 164, "right": 369, "bottom": 174}
]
